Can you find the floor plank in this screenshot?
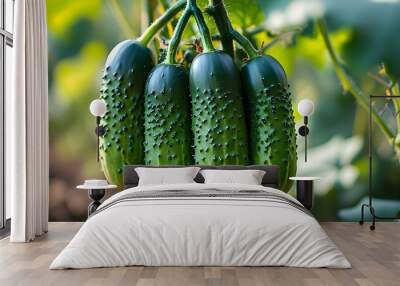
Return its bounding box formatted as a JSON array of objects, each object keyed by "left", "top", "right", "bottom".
[{"left": 0, "top": 222, "right": 399, "bottom": 286}]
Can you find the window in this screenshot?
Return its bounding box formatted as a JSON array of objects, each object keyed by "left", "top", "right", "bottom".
[{"left": 1, "top": 0, "right": 14, "bottom": 230}]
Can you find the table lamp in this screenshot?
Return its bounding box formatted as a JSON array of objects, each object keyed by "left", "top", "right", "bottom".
[
  {"left": 297, "top": 99, "right": 314, "bottom": 162},
  {"left": 89, "top": 99, "right": 107, "bottom": 161}
]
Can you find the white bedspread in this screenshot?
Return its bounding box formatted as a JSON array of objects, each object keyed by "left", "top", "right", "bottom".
[{"left": 50, "top": 183, "right": 351, "bottom": 269}]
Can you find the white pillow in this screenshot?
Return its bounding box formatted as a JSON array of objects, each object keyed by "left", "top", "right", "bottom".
[
  {"left": 135, "top": 167, "right": 200, "bottom": 186},
  {"left": 200, "top": 169, "right": 266, "bottom": 185}
]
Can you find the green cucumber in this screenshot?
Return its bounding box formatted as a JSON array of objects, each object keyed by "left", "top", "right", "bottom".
[
  {"left": 99, "top": 41, "right": 154, "bottom": 186},
  {"left": 98, "top": 0, "right": 186, "bottom": 186},
  {"left": 241, "top": 55, "right": 297, "bottom": 191},
  {"left": 190, "top": 50, "right": 249, "bottom": 165},
  {"left": 143, "top": 64, "right": 192, "bottom": 165}
]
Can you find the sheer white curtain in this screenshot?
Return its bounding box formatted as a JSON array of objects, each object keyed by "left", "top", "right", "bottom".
[{"left": 8, "top": 0, "right": 49, "bottom": 242}]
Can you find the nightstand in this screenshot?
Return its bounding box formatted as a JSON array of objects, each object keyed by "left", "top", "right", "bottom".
[
  {"left": 289, "top": 177, "right": 320, "bottom": 210},
  {"left": 77, "top": 181, "right": 117, "bottom": 216}
]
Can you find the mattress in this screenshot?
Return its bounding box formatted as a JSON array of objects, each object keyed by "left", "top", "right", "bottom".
[{"left": 50, "top": 183, "right": 351, "bottom": 269}]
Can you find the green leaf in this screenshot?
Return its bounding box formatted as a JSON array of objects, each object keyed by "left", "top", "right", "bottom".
[
  {"left": 197, "top": 0, "right": 264, "bottom": 37},
  {"left": 54, "top": 42, "right": 107, "bottom": 101},
  {"left": 325, "top": 1, "right": 400, "bottom": 79},
  {"left": 46, "top": 0, "right": 101, "bottom": 37},
  {"left": 224, "top": 0, "right": 264, "bottom": 29},
  {"left": 266, "top": 27, "right": 351, "bottom": 75}
]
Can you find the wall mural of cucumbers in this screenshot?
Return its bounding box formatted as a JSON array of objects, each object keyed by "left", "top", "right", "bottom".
[{"left": 99, "top": 0, "right": 297, "bottom": 191}]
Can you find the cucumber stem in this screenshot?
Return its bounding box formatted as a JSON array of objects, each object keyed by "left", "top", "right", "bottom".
[
  {"left": 165, "top": 6, "right": 192, "bottom": 64},
  {"left": 317, "top": 19, "right": 394, "bottom": 144},
  {"left": 189, "top": 0, "right": 215, "bottom": 52},
  {"left": 208, "top": 0, "right": 258, "bottom": 58},
  {"left": 206, "top": 0, "right": 234, "bottom": 57},
  {"left": 230, "top": 29, "right": 259, "bottom": 58},
  {"left": 145, "top": 0, "right": 160, "bottom": 58},
  {"left": 389, "top": 79, "right": 400, "bottom": 132},
  {"left": 391, "top": 82, "right": 400, "bottom": 159},
  {"left": 138, "top": 0, "right": 186, "bottom": 46}
]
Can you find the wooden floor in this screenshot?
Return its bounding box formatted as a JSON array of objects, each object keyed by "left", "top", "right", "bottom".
[{"left": 0, "top": 222, "right": 399, "bottom": 286}]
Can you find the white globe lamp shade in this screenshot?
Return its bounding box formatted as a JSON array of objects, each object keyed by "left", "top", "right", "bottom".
[
  {"left": 90, "top": 99, "right": 107, "bottom": 117},
  {"left": 298, "top": 99, "right": 314, "bottom": 117}
]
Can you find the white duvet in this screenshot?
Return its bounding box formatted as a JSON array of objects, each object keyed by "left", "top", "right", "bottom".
[{"left": 50, "top": 183, "right": 350, "bottom": 269}]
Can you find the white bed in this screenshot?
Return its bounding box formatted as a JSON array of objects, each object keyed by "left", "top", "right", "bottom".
[{"left": 50, "top": 183, "right": 350, "bottom": 269}]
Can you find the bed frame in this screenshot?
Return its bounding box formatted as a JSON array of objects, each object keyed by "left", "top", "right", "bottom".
[{"left": 123, "top": 165, "right": 280, "bottom": 189}]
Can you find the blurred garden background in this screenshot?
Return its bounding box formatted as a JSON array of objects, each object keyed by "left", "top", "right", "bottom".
[{"left": 47, "top": 0, "right": 400, "bottom": 221}]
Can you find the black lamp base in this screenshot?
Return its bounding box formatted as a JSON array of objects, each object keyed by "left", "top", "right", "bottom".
[
  {"left": 95, "top": 116, "right": 106, "bottom": 162},
  {"left": 95, "top": 125, "right": 106, "bottom": 137},
  {"left": 298, "top": 125, "right": 309, "bottom": 136}
]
